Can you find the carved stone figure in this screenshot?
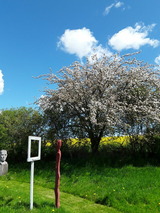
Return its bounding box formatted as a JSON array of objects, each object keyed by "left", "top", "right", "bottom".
[{"left": 0, "top": 150, "right": 8, "bottom": 176}]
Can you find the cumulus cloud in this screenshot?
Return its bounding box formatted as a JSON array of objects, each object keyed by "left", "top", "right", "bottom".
[
  {"left": 108, "top": 23, "right": 160, "bottom": 51},
  {"left": 155, "top": 55, "right": 160, "bottom": 65},
  {"left": 0, "top": 70, "right": 4, "bottom": 95},
  {"left": 104, "top": 1, "right": 124, "bottom": 15},
  {"left": 58, "top": 27, "right": 112, "bottom": 60},
  {"left": 58, "top": 28, "right": 97, "bottom": 59}
]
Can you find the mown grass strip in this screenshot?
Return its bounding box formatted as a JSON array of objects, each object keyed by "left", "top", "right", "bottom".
[{"left": 0, "top": 180, "right": 120, "bottom": 213}]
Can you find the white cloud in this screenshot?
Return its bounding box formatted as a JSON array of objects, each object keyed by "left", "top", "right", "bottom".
[
  {"left": 0, "top": 70, "right": 4, "bottom": 95},
  {"left": 58, "top": 28, "right": 112, "bottom": 60},
  {"left": 58, "top": 28, "right": 97, "bottom": 59},
  {"left": 115, "top": 2, "right": 124, "bottom": 8},
  {"left": 155, "top": 55, "right": 160, "bottom": 65},
  {"left": 104, "top": 1, "right": 124, "bottom": 15},
  {"left": 91, "top": 45, "right": 112, "bottom": 58},
  {"left": 104, "top": 3, "right": 114, "bottom": 15},
  {"left": 108, "top": 23, "right": 160, "bottom": 51}
]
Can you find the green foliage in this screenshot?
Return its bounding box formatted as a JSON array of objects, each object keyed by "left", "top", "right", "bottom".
[
  {"left": 0, "top": 105, "right": 159, "bottom": 162},
  {"left": 61, "top": 139, "right": 91, "bottom": 159},
  {"left": 0, "top": 124, "right": 9, "bottom": 149},
  {"left": 126, "top": 134, "right": 160, "bottom": 159},
  {"left": 152, "top": 135, "right": 160, "bottom": 154},
  {"left": 0, "top": 107, "right": 44, "bottom": 161}
]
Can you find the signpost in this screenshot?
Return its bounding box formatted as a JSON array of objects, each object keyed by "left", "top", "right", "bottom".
[{"left": 27, "top": 136, "right": 41, "bottom": 210}]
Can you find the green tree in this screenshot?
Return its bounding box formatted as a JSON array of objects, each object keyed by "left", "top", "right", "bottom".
[
  {"left": 0, "top": 107, "right": 44, "bottom": 159},
  {"left": 0, "top": 124, "right": 8, "bottom": 149}
]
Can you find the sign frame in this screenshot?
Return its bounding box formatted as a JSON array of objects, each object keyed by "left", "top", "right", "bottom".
[{"left": 27, "top": 136, "right": 41, "bottom": 162}]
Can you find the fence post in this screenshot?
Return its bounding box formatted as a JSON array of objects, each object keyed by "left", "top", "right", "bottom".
[{"left": 55, "top": 140, "right": 62, "bottom": 208}]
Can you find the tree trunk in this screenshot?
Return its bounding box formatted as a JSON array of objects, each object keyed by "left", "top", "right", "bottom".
[
  {"left": 88, "top": 125, "right": 105, "bottom": 154},
  {"left": 90, "top": 137, "right": 101, "bottom": 154}
]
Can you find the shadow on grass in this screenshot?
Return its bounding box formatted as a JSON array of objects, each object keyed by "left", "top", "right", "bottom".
[
  {"left": 95, "top": 196, "right": 110, "bottom": 206},
  {"left": 0, "top": 196, "right": 13, "bottom": 207},
  {"left": 61, "top": 148, "right": 160, "bottom": 170},
  {"left": 12, "top": 201, "right": 53, "bottom": 210},
  {"left": 12, "top": 201, "right": 30, "bottom": 209}
]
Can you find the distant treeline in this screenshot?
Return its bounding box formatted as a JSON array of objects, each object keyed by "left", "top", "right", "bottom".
[{"left": 0, "top": 107, "right": 160, "bottom": 163}]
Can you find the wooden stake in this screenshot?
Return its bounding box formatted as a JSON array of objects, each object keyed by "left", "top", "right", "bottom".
[{"left": 55, "top": 140, "right": 62, "bottom": 208}]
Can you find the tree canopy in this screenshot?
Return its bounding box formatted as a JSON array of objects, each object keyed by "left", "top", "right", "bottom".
[
  {"left": 0, "top": 107, "right": 44, "bottom": 159},
  {"left": 37, "top": 53, "right": 160, "bottom": 153}
]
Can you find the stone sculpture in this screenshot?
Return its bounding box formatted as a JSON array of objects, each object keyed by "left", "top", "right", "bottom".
[{"left": 0, "top": 150, "right": 8, "bottom": 176}]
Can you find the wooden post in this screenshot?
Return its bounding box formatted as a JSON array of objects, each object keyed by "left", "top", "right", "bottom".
[{"left": 55, "top": 140, "right": 62, "bottom": 208}]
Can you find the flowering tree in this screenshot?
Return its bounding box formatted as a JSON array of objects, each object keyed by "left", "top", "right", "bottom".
[{"left": 37, "top": 53, "right": 160, "bottom": 153}]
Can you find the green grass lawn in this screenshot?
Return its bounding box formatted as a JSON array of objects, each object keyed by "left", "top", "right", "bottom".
[
  {"left": 1, "top": 159, "right": 160, "bottom": 212},
  {"left": 0, "top": 179, "right": 119, "bottom": 213},
  {"left": 0, "top": 162, "right": 119, "bottom": 213}
]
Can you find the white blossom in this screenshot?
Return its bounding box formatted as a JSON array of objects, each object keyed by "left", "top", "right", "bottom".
[{"left": 37, "top": 53, "right": 160, "bottom": 152}]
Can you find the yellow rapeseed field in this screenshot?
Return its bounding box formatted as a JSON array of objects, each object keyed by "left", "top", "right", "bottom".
[
  {"left": 45, "top": 136, "right": 130, "bottom": 147},
  {"left": 65, "top": 136, "right": 129, "bottom": 147}
]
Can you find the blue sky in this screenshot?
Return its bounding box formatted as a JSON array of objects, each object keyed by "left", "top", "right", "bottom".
[{"left": 0, "top": 0, "right": 160, "bottom": 109}]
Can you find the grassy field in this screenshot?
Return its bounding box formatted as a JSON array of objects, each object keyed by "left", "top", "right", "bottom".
[
  {"left": 0, "top": 179, "right": 118, "bottom": 213},
  {"left": 1, "top": 158, "right": 160, "bottom": 213},
  {"left": 0, "top": 161, "right": 120, "bottom": 213}
]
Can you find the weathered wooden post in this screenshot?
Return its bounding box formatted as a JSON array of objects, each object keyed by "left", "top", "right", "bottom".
[{"left": 55, "top": 139, "right": 62, "bottom": 208}]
